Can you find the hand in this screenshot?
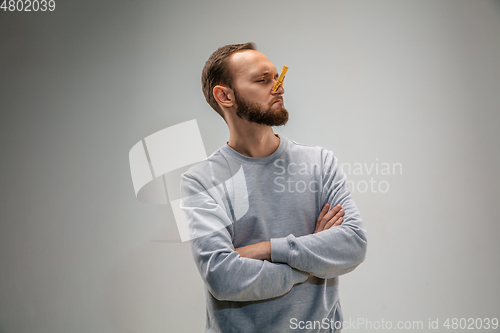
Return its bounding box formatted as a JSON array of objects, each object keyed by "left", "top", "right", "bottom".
[
  {"left": 235, "top": 241, "right": 271, "bottom": 261},
  {"left": 314, "top": 203, "right": 344, "bottom": 234}
]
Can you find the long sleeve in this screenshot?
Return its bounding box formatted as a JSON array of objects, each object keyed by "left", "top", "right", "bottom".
[
  {"left": 270, "top": 150, "right": 367, "bottom": 279},
  {"left": 180, "top": 172, "right": 309, "bottom": 302}
]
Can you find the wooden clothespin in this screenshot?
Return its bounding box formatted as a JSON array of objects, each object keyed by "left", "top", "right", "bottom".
[{"left": 272, "top": 65, "right": 289, "bottom": 91}]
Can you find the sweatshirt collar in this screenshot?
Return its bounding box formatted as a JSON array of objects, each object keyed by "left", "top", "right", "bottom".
[{"left": 221, "top": 134, "right": 288, "bottom": 165}]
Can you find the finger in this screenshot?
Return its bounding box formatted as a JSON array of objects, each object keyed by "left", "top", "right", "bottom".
[
  {"left": 315, "top": 204, "right": 329, "bottom": 232},
  {"left": 319, "top": 204, "right": 341, "bottom": 227},
  {"left": 318, "top": 204, "right": 341, "bottom": 230},
  {"left": 315, "top": 203, "right": 330, "bottom": 232},
  {"left": 324, "top": 208, "right": 344, "bottom": 229},
  {"left": 333, "top": 216, "right": 344, "bottom": 227},
  {"left": 317, "top": 204, "right": 341, "bottom": 232},
  {"left": 316, "top": 203, "right": 329, "bottom": 223},
  {"left": 324, "top": 217, "right": 340, "bottom": 229}
]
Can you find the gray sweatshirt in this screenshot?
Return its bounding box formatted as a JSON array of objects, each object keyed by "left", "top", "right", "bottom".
[{"left": 180, "top": 134, "right": 367, "bottom": 333}]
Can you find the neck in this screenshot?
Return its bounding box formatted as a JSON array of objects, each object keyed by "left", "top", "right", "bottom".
[{"left": 226, "top": 121, "right": 280, "bottom": 158}]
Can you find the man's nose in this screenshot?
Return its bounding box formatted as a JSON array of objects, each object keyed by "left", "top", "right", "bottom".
[{"left": 271, "top": 82, "right": 285, "bottom": 95}]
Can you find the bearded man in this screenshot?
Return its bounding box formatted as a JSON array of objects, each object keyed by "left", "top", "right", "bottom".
[{"left": 180, "top": 42, "right": 367, "bottom": 333}]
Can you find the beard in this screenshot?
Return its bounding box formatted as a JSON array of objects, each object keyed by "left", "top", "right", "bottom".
[{"left": 233, "top": 89, "right": 289, "bottom": 126}]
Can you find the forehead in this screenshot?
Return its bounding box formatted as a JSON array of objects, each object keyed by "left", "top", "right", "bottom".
[{"left": 230, "top": 50, "right": 277, "bottom": 79}]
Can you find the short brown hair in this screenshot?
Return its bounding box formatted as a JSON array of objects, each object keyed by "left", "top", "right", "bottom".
[{"left": 201, "top": 42, "right": 256, "bottom": 121}]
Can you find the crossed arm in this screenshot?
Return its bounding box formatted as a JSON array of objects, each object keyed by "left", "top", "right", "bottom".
[
  {"left": 181, "top": 151, "right": 367, "bottom": 301},
  {"left": 235, "top": 203, "right": 345, "bottom": 261}
]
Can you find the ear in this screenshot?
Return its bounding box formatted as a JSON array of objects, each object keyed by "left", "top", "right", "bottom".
[{"left": 213, "top": 85, "right": 234, "bottom": 108}]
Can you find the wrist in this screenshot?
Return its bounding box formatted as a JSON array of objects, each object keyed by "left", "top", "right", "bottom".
[
  {"left": 236, "top": 241, "right": 271, "bottom": 261},
  {"left": 254, "top": 241, "right": 271, "bottom": 261}
]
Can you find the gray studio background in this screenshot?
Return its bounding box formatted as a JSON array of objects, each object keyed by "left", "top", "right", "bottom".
[{"left": 1, "top": 0, "right": 499, "bottom": 332}]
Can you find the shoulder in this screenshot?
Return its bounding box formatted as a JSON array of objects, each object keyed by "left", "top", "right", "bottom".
[
  {"left": 180, "top": 148, "right": 236, "bottom": 191},
  {"left": 284, "top": 138, "right": 346, "bottom": 180},
  {"left": 286, "top": 137, "right": 335, "bottom": 163},
  {"left": 181, "top": 148, "right": 220, "bottom": 179}
]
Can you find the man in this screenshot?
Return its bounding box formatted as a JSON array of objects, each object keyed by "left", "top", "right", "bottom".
[{"left": 180, "top": 42, "right": 367, "bottom": 333}]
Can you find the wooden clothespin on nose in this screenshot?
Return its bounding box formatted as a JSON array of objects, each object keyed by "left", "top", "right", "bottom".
[{"left": 272, "top": 65, "right": 289, "bottom": 91}]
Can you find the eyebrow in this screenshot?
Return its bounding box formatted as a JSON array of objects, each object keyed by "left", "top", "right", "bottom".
[{"left": 253, "top": 70, "right": 279, "bottom": 79}]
